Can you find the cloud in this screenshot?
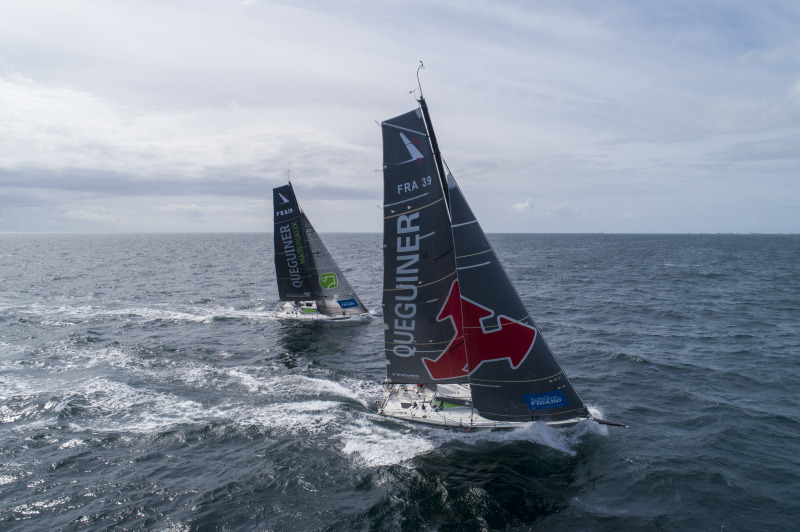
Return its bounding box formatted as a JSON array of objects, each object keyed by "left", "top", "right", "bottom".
[
  {"left": 511, "top": 199, "right": 533, "bottom": 213},
  {"left": 0, "top": 0, "right": 798, "bottom": 233}
]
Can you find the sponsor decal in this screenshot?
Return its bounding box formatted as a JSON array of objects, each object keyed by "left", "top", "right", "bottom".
[
  {"left": 392, "top": 372, "right": 420, "bottom": 380},
  {"left": 522, "top": 390, "right": 569, "bottom": 410},
  {"left": 422, "top": 281, "right": 537, "bottom": 380},
  {"left": 319, "top": 272, "right": 338, "bottom": 289},
  {"left": 286, "top": 291, "right": 312, "bottom": 298},
  {"left": 390, "top": 212, "right": 420, "bottom": 358},
  {"left": 275, "top": 190, "right": 294, "bottom": 218},
  {"left": 337, "top": 298, "right": 358, "bottom": 309},
  {"left": 399, "top": 132, "right": 424, "bottom": 164},
  {"left": 279, "top": 222, "right": 307, "bottom": 287}
]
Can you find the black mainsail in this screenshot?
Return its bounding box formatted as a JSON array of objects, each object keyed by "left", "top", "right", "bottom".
[
  {"left": 380, "top": 97, "right": 596, "bottom": 426},
  {"left": 381, "top": 109, "right": 464, "bottom": 384},
  {"left": 273, "top": 183, "right": 367, "bottom": 318}
]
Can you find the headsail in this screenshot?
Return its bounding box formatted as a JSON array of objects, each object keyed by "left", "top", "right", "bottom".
[
  {"left": 302, "top": 214, "right": 368, "bottom": 316},
  {"left": 273, "top": 182, "right": 367, "bottom": 317},
  {"left": 446, "top": 175, "right": 589, "bottom": 422},
  {"left": 381, "top": 109, "right": 465, "bottom": 384}
]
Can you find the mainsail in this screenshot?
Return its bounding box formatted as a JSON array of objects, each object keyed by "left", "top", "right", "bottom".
[
  {"left": 273, "top": 183, "right": 367, "bottom": 317},
  {"left": 381, "top": 109, "right": 464, "bottom": 384},
  {"left": 381, "top": 99, "right": 591, "bottom": 424}
]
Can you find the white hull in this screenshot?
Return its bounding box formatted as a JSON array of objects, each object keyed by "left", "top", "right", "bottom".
[
  {"left": 274, "top": 301, "right": 369, "bottom": 321},
  {"left": 379, "top": 383, "right": 591, "bottom": 430},
  {"left": 274, "top": 301, "right": 348, "bottom": 321}
]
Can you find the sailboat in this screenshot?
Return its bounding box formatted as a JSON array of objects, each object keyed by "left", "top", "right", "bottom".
[
  {"left": 377, "top": 91, "right": 623, "bottom": 429},
  {"left": 273, "top": 181, "right": 368, "bottom": 320}
]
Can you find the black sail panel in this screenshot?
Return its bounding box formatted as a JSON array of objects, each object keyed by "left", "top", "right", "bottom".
[
  {"left": 273, "top": 184, "right": 314, "bottom": 301},
  {"left": 381, "top": 109, "right": 465, "bottom": 384},
  {"left": 446, "top": 175, "right": 589, "bottom": 422},
  {"left": 301, "top": 213, "right": 368, "bottom": 317}
]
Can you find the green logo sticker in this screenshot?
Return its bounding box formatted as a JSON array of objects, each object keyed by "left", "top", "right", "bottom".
[{"left": 319, "top": 273, "right": 338, "bottom": 289}]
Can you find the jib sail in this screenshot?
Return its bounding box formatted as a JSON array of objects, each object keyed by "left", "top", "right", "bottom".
[
  {"left": 302, "top": 215, "right": 368, "bottom": 317},
  {"left": 446, "top": 175, "right": 589, "bottom": 422}
]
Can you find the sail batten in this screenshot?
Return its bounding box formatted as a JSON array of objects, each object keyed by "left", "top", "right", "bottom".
[
  {"left": 385, "top": 192, "right": 431, "bottom": 207},
  {"left": 380, "top": 122, "right": 427, "bottom": 136}
]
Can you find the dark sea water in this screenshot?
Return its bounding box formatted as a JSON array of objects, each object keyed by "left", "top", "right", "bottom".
[{"left": 1, "top": 233, "right": 799, "bottom": 531}]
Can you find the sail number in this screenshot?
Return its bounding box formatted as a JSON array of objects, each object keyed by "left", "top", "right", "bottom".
[{"left": 397, "top": 176, "right": 433, "bottom": 194}]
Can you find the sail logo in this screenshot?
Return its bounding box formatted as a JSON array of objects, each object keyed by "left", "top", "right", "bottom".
[
  {"left": 422, "top": 281, "right": 537, "bottom": 380},
  {"left": 522, "top": 390, "right": 569, "bottom": 411},
  {"left": 337, "top": 298, "right": 358, "bottom": 309},
  {"left": 278, "top": 192, "right": 290, "bottom": 204},
  {"left": 398, "top": 132, "right": 424, "bottom": 165},
  {"left": 391, "top": 212, "right": 420, "bottom": 358},
  {"left": 280, "top": 222, "right": 306, "bottom": 287},
  {"left": 319, "top": 272, "right": 338, "bottom": 289}
]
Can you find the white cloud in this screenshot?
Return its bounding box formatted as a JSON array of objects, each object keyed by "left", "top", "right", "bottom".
[
  {"left": 0, "top": 0, "right": 798, "bottom": 233},
  {"left": 511, "top": 199, "right": 533, "bottom": 213}
]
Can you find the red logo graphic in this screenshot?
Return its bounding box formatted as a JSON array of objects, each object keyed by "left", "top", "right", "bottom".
[{"left": 422, "top": 281, "right": 537, "bottom": 380}]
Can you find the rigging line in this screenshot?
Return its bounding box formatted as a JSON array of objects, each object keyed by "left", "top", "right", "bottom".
[
  {"left": 382, "top": 269, "right": 457, "bottom": 292},
  {"left": 417, "top": 60, "right": 425, "bottom": 99},
  {"left": 384, "top": 192, "right": 430, "bottom": 208},
  {"left": 383, "top": 196, "right": 443, "bottom": 219},
  {"left": 414, "top": 269, "right": 457, "bottom": 289},
  {"left": 456, "top": 248, "right": 492, "bottom": 260}
]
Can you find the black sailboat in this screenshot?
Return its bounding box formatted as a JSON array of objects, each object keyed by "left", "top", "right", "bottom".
[
  {"left": 273, "top": 182, "right": 368, "bottom": 320},
  {"left": 378, "top": 92, "right": 621, "bottom": 428}
]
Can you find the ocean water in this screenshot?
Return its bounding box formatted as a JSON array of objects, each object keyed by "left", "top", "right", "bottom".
[{"left": 1, "top": 233, "right": 798, "bottom": 531}]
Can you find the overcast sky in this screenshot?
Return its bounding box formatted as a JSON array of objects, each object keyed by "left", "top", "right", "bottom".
[{"left": 1, "top": 0, "right": 799, "bottom": 233}]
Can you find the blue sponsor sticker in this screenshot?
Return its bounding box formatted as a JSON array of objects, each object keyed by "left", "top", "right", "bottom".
[
  {"left": 522, "top": 390, "right": 569, "bottom": 410},
  {"left": 337, "top": 299, "right": 358, "bottom": 309}
]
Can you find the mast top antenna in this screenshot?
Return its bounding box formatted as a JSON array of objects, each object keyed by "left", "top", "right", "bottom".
[{"left": 416, "top": 61, "right": 425, "bottom": 100}]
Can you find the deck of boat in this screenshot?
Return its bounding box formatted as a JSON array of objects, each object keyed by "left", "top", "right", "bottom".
[{"left": 379, "top": 383, "right": 591, "bottom": 430}]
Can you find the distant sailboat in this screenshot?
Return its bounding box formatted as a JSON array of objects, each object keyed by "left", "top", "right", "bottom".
[
  {"left": 273, "top": 182, "right": 368, "bottom": 320},
  {"left": 378, "top": 87, "right": 622, "bottom": 429}
]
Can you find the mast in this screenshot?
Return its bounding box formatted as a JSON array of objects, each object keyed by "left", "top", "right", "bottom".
[
  {"left": 415, "top": 62, "right": 449, "bottom": 207},
  {"left": 417, "top": 96, "right": 449, "bottom": 208}
]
